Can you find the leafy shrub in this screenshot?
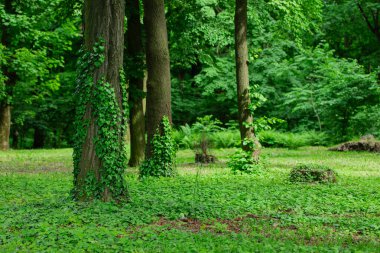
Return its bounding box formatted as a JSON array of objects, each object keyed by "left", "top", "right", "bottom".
[
  {"left": 211, "top": 130, "right": 240, "bottom": 149},
  {"left": 349, "top": 105, "right": 380, "bottom": 139},
  {"left": 173, "top": 129, "right": 240, "bottom": 150},
  {"left": 139, "top": 117, "right": 177, "bottom": 178},
  {"left": 173, "top": 124, "right": 195, "bottom": 149},
  {"left": 258, "top": 130, "right": 329, "bottom": 149},
  {"left": 228, "top": 149, "right": 263, "bottom": 174},
  {"left": 289, "top": 164, "right": 337, "bottom": 183},
  {"left": 172, "top": 116, "right": 240, "bottom": 150}
]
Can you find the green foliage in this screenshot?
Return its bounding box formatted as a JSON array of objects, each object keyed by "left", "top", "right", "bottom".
[
  {"left": 248, "top": 84, "right": 285, "bottom": 132},
  {"left": 323, "top": 0, "right": 380, "bottom": 68},
  {"left": 211, "top": 130, "right": 240, "bottom": 149},
  {"left": 268, "top": 0, "right": 323, "bottom": 43},
  {"left": 173, "top": 126, "right": 329, "bottom": 151},
  {"left": 258, "top": 130, "right": 330, "bottom": 149},
  {"left": 139, "top": 116, "right": 177, "bottom": 178},
  {"left": 72, "top": 41, "right": 128, "bottom": 200},
  {"left": 228, "top": 148, "right": 263, "bottom": 174},
  {"left": 191, "top": 115, "right": 222, "bottom": 134},
  {"left": 253, "top": 41, "right": 380, "bottom": 140},
  {"left": 349, "top": 104, "right": 380, "bottom": 138},
  {"left": 283, "top": 45, "right": 380, "bottom": 139},
  {"left": 176, "top": 117, "right": 244, "bottom": 152},
  {"left": 173, "top": 127, "right": 240, "bottom": 150},
  {"left": 289, "top": 164, "right": 337, "bottom": 183},
  {"left": 0, "top": 0, "right": 81, "bottom": 148},
  {"left": 0, "top": 45, "right": 6, "bottom": 102}
]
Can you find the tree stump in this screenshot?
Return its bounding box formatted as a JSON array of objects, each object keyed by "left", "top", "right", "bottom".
[
  {"left": 195, "top": 153, "right": 216, "bottom": 164},
  {"left": 289, "top": 164, "right": 337, "bottom": 183}
]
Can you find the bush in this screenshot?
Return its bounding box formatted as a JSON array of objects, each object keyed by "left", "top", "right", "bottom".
[
  {"left": 289, "top": 164, "right": 337, "bottom": 183},
  {"left": 139, "top": 117, "right": 177, "bottom": 178},
  {"left": 258, "top": 130, "right": 329, "bottom": 149},
  {"left": 173, "top": 125, "right": 195, "bottom": 149},
  {"left": 211, "top": 130, "right": 240, "bottom": 149},
  {"left": 174, "top": 123, "right": 331, "bottom": 151},
  {"left": 173, "top": 118, "right": 240, "bottom": 150},
  {"left": 228, "top": 149, "right": 263, "bottom": 175}
]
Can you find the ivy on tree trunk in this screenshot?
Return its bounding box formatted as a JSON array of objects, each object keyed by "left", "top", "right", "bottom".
[{"left": 72, "top": 0, "right": 128, "bottom": 202}]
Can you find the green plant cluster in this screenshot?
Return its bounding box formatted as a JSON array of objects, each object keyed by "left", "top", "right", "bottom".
[
  {"left": 72, "top": 41, "right": 128, "bottom": 200},
  {"left": 173, "top": 116, "right": 240, "bottom": 150},
  {"left": 228, "top": 148, "right": 264, "bottom": 175},
  {"left": 139, "top": 116, "right": 177, "bottom": 178},
  {"left": 258, "top": 130, "right": 330, "bottom": 149},
  {"left": 173, "top": 119, "right": 331, "bottom": 150},
  {"left": 289, "top": 164, "right": 337, "bottom": 183}
]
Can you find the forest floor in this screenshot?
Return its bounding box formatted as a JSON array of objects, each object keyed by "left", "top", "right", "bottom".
[{"left": 0, "top": 147, "right": 379, "bottom": 252}]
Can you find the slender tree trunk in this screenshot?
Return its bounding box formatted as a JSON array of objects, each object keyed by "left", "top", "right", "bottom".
[
  {"left": 33, "top": 126, "right": 45, "bottom": 149},
  {"left": 73, "top": 0, "right": 127, "bottom": 201},
  {"left": 126, "top": 0, "right": 146, "bottom": 167},
  {"left": 11, "top": 128, "right": 18, "bottom": 149},
  {"left": 357, "top": 3, "right": 380, "bottom": 43},
  {"left": 235, "top": 0, "right": 260, "bottom": 158},
  {"left": 143, "top": 0, "right": 172, "bottom": 158},
  {"left": 0, "top": 103, "right": 10, "bottom": 150}
]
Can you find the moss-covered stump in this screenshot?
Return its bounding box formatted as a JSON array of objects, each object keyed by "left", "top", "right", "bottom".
[
  {"left": 289, "top": 164, "right": 337, "bottom": 183},
  {"left": 195, "top": 153, "right": 216, "bottom": 164}
]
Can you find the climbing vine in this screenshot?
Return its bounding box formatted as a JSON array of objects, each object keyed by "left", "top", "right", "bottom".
[
  {"left": 139, "top": 116, "right": 177, "bottom": 178},
  {"left": 72, "top": 40, "right": 128, "bottom": 200}
]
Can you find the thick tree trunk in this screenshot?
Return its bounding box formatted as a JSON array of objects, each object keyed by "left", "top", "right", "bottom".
[
  {"left": 73, "top": 0, "right": 127, "bottom": 201},
  {"left": 143, "top": 0, "right": 172, "bottom": 158},
  {"left": 126, "top": 0, "right": 146, "bottom": 167},
  {"left": 0, "top": 104, "right": 10, "bottom": 150},
  {"left": 235, "top": 0, "right": 260, "bottom": 158}
]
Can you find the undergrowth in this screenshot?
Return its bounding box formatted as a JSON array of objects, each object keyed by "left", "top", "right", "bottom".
[{"left": 0, "top": 147, "right": 379, "bottom": 252}]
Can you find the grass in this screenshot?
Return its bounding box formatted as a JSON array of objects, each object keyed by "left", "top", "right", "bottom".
[{"left": 0, "top": 147, "right": 379, "bottom": 252}]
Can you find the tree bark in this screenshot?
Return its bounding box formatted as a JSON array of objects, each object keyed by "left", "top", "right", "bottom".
[
  {"left": 0, "top": 103, "right": 10, "bottom": 150},
  {"left": 143, "top": 0, "right": 172, "bottom": 158},
  {"left": 74, "top": 0, "right": 127, "bottom": 201},
  {"left": 235, "top": 0, "right": 260, "bottom": 158},
  {"left": 126, "top": 0, "right": 146, "bottom": 167}
]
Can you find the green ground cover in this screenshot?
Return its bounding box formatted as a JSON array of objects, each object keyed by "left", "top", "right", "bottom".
[{"left": 0, "top": 147, "right": 379, "bottom": 252}]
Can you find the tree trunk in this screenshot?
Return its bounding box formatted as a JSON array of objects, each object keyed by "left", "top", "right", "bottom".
[
  {"left": 143, "top": 0, "right": 172, "bottom": 158},
  {"left": 235, "top": 0, "right": 260, "bottom": 158},
  {"left": 33, "top": 126, "right": 45, "bottom": 149},
  {"left": 11, "top": 128, "right": 18, "bottom": 149},
  {"left": 73, "top": 0, "right": 128, "bottom": 201},
  {"left": 126, "top": 0, "right": 146, "bottom": 167},
  {"left": 0, "top": 103, "right": 10, "bottom": 150}
]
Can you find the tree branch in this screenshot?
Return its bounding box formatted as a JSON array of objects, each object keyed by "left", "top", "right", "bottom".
[{"left": 357, "top": 2, "right": 376, "bottom": 34}]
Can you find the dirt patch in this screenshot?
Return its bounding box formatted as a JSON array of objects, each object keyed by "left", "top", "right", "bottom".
[
  {"left": 126, "top": 214, "right": 294, "bottom": 236},
  {"left": 0, "top": 162, "right": 71, "bottom": 174}
]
